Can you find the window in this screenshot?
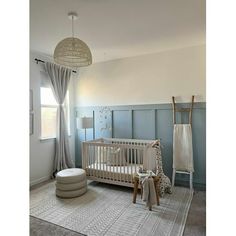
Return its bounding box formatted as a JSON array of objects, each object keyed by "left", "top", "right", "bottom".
[{"left": 40, "top": 87, "right": 70, "bottom": 139}]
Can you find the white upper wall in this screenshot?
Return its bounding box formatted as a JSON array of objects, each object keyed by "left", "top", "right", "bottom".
[{"left": 75, "top": 45, "right": 206, "bottom": 107}]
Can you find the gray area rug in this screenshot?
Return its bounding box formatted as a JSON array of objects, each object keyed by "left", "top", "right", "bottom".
[{"left": 30, "top": 181, "right": 193, "bottom": 236}]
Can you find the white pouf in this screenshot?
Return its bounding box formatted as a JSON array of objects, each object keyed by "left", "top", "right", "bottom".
[
  {"left": 56, "top": 168, "right": 86, "bottom": 184},
  {"left": 55, "top": 168, "right": 87, "bottom": 198}
]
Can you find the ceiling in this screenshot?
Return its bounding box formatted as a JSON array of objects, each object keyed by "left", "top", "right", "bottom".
[{"left": 30, "top": 0, "right": 205, "bottom": 63}]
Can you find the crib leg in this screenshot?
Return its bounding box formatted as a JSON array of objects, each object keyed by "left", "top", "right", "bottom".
[
  {"left": 172, "top": 168, "right": 176, "bottom": 188},
  {"left": 141, "top": 184, "right": 143, "bottom": 199},
  {"left": 133, "top": 176, "right": 139, "bottom": 204},
  {"left": 190, "top": 172, "right": 193, "bottom": 190}
]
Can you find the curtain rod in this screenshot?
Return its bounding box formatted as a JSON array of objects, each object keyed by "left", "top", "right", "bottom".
[{"left": 34, "top": 58, "right": 77, "bottom": 73}]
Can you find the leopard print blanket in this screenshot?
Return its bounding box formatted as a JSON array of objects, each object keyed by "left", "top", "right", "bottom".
[{"left": 151, "top": 140, "right": 172, "bottom": 197}]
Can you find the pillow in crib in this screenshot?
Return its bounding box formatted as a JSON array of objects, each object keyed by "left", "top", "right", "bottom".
[{"left": 107, "top": 147, "right": 127, "bottom": 166}]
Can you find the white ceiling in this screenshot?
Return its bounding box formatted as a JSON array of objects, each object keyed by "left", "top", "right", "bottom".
[{"left": 30, "top": 0, "right": 205, "bottom": 63}]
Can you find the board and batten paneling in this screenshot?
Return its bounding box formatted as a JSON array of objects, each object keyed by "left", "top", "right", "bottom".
[{"left": 75, "top": 102, "right": 206, "bottom": 188}]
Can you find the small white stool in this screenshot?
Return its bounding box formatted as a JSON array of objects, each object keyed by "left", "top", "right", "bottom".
[{"left": 56, "top": 168, "right": 87, "bottom": 198}]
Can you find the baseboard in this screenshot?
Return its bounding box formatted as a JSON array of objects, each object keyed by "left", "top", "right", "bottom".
[{"left": 30, "top": 175, "right": 51, "bottom": 187}]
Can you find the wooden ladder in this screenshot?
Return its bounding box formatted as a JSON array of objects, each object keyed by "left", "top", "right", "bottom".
[{"left": 171, "top": 96, "right": 194, "bottom": 190}]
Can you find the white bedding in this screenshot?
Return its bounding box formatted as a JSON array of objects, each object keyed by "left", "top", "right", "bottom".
[
  {"left": 87, "top": 163, "right": 142, "bottom": 174},
  {"left": 86, "top": 163, "right": 143, "bottom": 182}
]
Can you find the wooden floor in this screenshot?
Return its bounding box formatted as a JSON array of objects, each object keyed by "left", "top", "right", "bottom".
[{"left": 30, "top": 183, "right": 206, "bottom": 236}]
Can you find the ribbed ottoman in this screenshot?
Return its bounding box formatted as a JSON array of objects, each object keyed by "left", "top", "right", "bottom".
[{"left": 55, "top": 168, "right": 87, "bottom": 198}]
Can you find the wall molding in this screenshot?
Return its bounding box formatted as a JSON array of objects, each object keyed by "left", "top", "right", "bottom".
[{"left": 75, "top": 102, "right": 206, "bottom": 111}]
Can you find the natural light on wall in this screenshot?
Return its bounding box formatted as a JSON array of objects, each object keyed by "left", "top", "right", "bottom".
[{"left": 40, "top": 87, "right": 70, "bottom": 139}]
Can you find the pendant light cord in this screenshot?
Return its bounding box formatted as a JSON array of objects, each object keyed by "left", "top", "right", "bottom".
[{"left": 72, "top": 15, "right": 74, "bottom": 38}]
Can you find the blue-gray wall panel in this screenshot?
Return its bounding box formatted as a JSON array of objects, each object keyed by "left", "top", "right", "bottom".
[
  {"left": 113, "top": 110, "right": 132, "bottom": 138},
  {"left": 192, "top": 108, "right": 206, "bottom": 184},
  {"left": 133, "top": 110, "right": 155, "bottom": 139}
]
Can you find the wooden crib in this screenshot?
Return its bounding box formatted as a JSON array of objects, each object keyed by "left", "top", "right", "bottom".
[{"left": 82, "top": 138, "right": 157, "bottom": 187}]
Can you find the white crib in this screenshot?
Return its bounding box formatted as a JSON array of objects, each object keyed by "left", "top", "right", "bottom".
[{"left": 82, "top": 138, "right": 156, "bottom": 187}]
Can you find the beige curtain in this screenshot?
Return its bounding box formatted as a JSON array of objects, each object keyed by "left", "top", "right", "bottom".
[{"left": 45, "top": 62, "right": 74, "bottom": 176}]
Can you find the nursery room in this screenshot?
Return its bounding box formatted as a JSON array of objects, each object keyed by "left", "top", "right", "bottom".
[{"left": 29, "top": 0, "right": 206, "bottom": 235}]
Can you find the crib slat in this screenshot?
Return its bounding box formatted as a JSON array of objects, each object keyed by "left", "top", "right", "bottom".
[
  {"left": 87, "top": 144, "right": 90, "bottom": 176},
  {"left": 121, "top": 147, "right": 123, "bottom": 181},
  {"left": 128, "top": 148, "right": 130, "bottom": 182},
  {"left": 103, "top": 146, "right": 105, "bottom": 179},
  {"left": 112, "top": 149, "right": 115, "bottom": 181},
  {"left": 90, "top": 145, "right": 93, "bottom": 177},
  {"left": 86, "top": 144, "right": 88, "bottom": 176},
  {"left": 91, "top": 145, "right": 93, "bottom": 177},
  {"left": 94, "top": 145, "right": 97, "bottom": 178},
  {"left": 109, "top": 148, "right": 112, "bottom": 180},
  {"left": 105, "top": 146, "right": 108, "bottom": 179},
  {"left": 88, "top": 144, "right": 91, "bottom": 177},
  {"left": 128, "top": 148, "right": 130, "bottom": 183},
  {"left": 99, "top": 146, "right": 102, "bottom": 178},
  {"left": 115, "top": 149, "right": 121, "bottom": 181}
]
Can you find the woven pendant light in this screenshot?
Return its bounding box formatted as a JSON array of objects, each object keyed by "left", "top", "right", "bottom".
[{"left": 54, "top": 12, "right": 92, "bottom": 68}]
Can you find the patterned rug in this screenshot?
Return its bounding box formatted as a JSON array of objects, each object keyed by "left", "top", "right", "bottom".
[{"left": 30, "top": 181, "right": 193, "bottom": 236}]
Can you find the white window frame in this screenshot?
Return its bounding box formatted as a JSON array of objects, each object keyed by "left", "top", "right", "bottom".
[{"left": 40, "top": 88, "right": 71, "bottom": 140}]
